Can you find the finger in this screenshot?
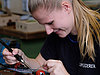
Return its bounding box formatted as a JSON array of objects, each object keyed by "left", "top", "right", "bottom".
[
  {"left": 5, "top": 59, "right": 18, "bottom": 65},
  {"left": 12, "top": 48, "right": 19, "bottom": 55},
  {"left": 3, "top": 57, "right": 17, "bottom": 65},
  {"left": 48, "top": 66, "right": 55, "bottom": 73},
  {"left": 42, "top": 64, "right": 49, "bottom": 70},
  {"left": 43, "top": 59, "right": 63, "bottom": 71},
  {"left": 2, "top": 48, "right": 12, "bottom": 56},
  {"left": 12, "top": 48, "right": 23, "bottom": 56},
  {"left": 46, "top": 59, "right": 61, "bottom": 64},
  {"left": 43, "top": 60, "right": 55, "bottom": 70},
  {"left": 3, "top": 55, "right": 16, "bottom": 61},
  {"left": 44, "top": 60, "right": 58, "bottom": 68}
]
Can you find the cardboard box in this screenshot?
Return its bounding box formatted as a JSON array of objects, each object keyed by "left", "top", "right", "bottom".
[
  {"left": 16, "top": 21, "right": 45, "bottom": 32},
  {"left": 0, "top": 14, "right": 20, "bottom": 26}
]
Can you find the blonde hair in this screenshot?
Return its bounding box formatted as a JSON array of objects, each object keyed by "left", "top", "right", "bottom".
[
  {"left": 72, "top": 0, "right": 100, "bottom": 61},
  {"left": 28, "top": 0, "right": 62, "bottom": 13},
  {"left": 28, "top": 0, "right": 100, "bottom": 61}
]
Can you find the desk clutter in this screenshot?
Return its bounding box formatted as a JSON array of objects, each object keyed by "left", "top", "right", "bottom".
[
  {"left": 0, "top": 62, "right": 50, "bottom": 75},
  {"left": 0, "top": 63, "right": 49, "bottom": 75},
  {"left": 0, "top": 14, "right": 20, "bottom": 27},
  {"left": 0, "top": 5, "right": 45, "bottom": 33},
  {"left": 0, "top": 10, "right": 46, "bottom": 39},
  {"left": 0, "top": 12, "right": 45, "bottom": 32},
  {"left": 16, "top": 20, "right": 45, "bottom": 33}
]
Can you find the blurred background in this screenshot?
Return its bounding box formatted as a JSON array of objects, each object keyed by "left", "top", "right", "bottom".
[{"left": 0, "top": 0, "right": 100, "bottom": 59}]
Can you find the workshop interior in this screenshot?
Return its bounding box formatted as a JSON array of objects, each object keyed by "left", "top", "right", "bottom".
[{"left": 0, "top": 0, "right": 100, "bottom": 75}]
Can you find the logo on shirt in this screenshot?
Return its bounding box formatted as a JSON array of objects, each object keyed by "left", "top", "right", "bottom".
[{"left": 79, "top": 63, "right": 96, "bottom": 68}]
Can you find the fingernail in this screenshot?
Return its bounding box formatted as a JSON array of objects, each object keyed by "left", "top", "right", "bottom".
[{"left": 42, "top": 65, "right": 49, "bottom": 70}]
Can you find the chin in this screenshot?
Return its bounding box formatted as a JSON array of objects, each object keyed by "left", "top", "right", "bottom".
[{"left": 58, "top": 34, "right": 67, "bottom": 38}]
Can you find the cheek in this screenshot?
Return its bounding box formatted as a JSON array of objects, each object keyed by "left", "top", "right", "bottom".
[
  {"left": 53, "top": 14, "right": 73, "bottom": 28},
  {"left": 63, "top": 16, "right": 74, "bottom": 28}
]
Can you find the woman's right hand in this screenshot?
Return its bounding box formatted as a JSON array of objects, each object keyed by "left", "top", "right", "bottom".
[{"left": 2, "top": 48, "right": 24, "bottom": 65}]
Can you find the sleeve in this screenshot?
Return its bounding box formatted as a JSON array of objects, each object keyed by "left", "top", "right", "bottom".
[
  {"left": 40, "top": 33, "right": 58, "bottom": 60},
  {"left": 0, "top": 39, "right": 10, "bottom": 65}
]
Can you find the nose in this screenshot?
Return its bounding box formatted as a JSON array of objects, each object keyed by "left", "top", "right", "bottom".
[{"left": 45, "top": 25, "right": 53, "bottom": 35}]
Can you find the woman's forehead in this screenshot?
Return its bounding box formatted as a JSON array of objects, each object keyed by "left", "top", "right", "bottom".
[
  {"left": 32, "top": 8, "right": 54, "bottom": 23},
  {"left": 32, "top": 8, "right": 49, "bottom": 19}
]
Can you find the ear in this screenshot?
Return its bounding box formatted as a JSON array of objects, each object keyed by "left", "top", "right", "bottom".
[{"left": 62, "top": 1, "right": 72, "bottom": 14}]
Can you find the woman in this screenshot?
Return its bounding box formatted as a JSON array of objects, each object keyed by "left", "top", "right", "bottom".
[{"left": 2, "top": 0, "right": 100, "bottom": 75}]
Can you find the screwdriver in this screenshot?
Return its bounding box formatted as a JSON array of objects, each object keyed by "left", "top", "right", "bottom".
[{"left": 0, "top": 39, "right": 32, "bottom": 70}]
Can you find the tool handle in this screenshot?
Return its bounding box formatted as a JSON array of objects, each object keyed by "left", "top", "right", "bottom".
[
  {"left": 14, "top": 54, "right": 23, "bottom": 62},
  {"left": 0, "top": 39, "right": 23, "bottom": 62},
  {"left": 0, "top": 39, "right": 13, "bottom": 52}
]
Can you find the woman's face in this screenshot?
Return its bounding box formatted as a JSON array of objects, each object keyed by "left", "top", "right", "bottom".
[{"left": 32, "top": 4, "right": 77, "bottom": 38}]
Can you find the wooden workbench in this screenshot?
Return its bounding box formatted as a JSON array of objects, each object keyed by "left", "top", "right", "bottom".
[{"left": 0, "top": 26, "right": 46, "bottom": 40}]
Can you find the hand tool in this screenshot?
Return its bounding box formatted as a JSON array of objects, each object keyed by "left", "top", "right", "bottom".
[
  {"left": 0, "top": 39, "right": 50, "bottom": 75},
  {"left": 0, "top": 39, "right": 31, "bottom": 69}
]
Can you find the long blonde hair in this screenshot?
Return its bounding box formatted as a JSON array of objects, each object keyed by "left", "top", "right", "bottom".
[
  {"left": 72, "top": 0, "right": 100, "bottom": 61},
  {"left": 28, "top": 0, "right": 100, "bottom": 61}
]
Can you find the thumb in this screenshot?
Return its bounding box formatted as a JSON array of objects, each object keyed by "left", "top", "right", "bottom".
[{"left": 12, "top": 48, "right": 19, "bottom": 55}]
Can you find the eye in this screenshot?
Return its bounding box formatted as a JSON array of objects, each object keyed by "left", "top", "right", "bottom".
[{"left": 46, "top": 21, "right": 54, "bottom": 25}]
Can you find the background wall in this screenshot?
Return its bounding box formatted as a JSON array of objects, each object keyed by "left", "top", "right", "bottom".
[
  {"left": 20, "top": 38, "right": 45, "bottom": 58},
  {"left": 1, "top": 0, "right": 29, "bottom": 14}
]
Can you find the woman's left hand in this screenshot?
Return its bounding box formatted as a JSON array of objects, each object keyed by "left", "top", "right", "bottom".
[{"left": 43, "top": 59, "right": 70, "bottom": 75}]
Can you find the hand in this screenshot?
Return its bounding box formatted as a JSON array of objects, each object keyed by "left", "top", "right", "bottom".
[
  {"left": 2, "top": 48, "right": 24, "bottom": 65},
  {"left": 43, "top": 59, "right": 70, "bottom": 75}
]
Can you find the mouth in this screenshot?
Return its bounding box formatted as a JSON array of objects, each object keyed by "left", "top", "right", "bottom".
[
  {"left": 53, "top": 29, "right": 59, "bottom": 33},
  {"left": 53, "top": 28, "right": 63, "bottom": 34}
]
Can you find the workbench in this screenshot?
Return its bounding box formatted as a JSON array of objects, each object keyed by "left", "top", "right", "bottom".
[{"left": 0, "top": 26, "right": 46, "bottom": 40}]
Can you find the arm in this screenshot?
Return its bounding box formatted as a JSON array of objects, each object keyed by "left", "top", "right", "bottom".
[{"left": 24, "top": 53, "right": 46, "bottom": 69}]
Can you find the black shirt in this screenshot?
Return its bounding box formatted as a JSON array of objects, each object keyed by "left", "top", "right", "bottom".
[{"left": 40, "top": 33, "right": 100, "bottom": 75}]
